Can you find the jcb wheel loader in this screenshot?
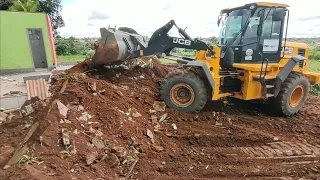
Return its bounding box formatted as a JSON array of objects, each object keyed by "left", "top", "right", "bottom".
[{"left": 90, "top": 2, "right": 320, "bottom": 116}]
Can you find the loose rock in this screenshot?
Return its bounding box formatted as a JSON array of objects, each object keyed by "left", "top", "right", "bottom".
[
  {"left": 159, "top": 113, "right": 167, "bottom": 122},
  {"left": 104, "top": 153, "right": 120, "bottom": 168},
  {"left": 171, "top": 123, "right": 177, "bottom": 130},
  {"left": 158, "top": 165, "right": 165, "bottom": 172},
  {"left": 61, "top": 128, "right": 70, "bottom": 146},
  {"left": 57, "top": 100, "right": 68, "bottom": 119},
  {"left": 86, "top": 151, "right": 98, "bottom": 165},
  {"left": 0, "top": 112, "right": 8, "bottom": 123},
  {"left": 91, "top": 138, "right": 105, "bottom": 149},
  {"left": 153, "top": 101, "right": 166, "bottom": 112},
  {"left": 132, "top": 111, "right": 142, "bottom": 118},
  {"left": 22, "top": 104, "right": 34, "bottom": 116},
  {"left": 215, "top": 122, "right": 223, "bottom": 126},
  {"left": 111, "top": 146, "right": 127, "bottom": 158},
  {"left": 152, "top": 145, "right": 164, "bottom": 152},
  {"left": 150, "top": 115, "right": 157, "bottom": 123},
  {"left": 146, "top": 129, "right": 154, "bottom": 143},
  {"left": 77, "top": 112, "right": 92, "bottom": 122}
]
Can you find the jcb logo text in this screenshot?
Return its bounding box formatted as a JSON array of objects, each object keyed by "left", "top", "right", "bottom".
[{"left": 173, "top": 38, "right": 191, "bottom": 46}]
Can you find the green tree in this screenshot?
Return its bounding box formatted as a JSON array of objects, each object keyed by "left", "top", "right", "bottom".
[
  {"left": 54, "top": 37, "right": 93, "bottom": 56},
  {"left": 0, "top": 0, "right": 13, "bottom": 10},
  {"left": 38, "top": 0, "right": 64, "bottom": 36},
  {"left": 55, "top": 37, "right": 69, "bottom": 55},
  {"left": 8, "top": 0, "right": 39, "bottom": 12},
  {"left": 309, "top": 47, "right": 320, "bottom": 60}
]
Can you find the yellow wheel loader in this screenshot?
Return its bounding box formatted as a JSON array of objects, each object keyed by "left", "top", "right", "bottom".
[{"left": 90, "top": 2, "right": 320, "bottom": 116}]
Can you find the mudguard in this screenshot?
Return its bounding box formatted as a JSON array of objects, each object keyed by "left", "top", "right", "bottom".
[
  {"left": 277, "top": 55, "right": 306, "bottom": 82},
  {"left": 183, "top": 61, "right": 215, "bottom": 89},
  {"left": 274, "top": 55, "right": 307, "bottom": 97}
]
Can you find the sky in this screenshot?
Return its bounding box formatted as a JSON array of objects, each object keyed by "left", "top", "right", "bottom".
[{"left": 59, "top": 0, "right": 320, "bottom": 38}]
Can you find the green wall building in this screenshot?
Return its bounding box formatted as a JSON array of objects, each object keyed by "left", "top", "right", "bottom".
[{"left": 0, "top": 11, "right": 57, "bottom": 74}]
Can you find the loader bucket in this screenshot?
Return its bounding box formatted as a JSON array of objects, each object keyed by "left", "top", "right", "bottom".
[{"left": 87, "top": 27, "right": 146, "bottom": 68}]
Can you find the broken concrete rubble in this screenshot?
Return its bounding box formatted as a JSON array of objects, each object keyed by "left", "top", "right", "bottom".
[
  {"left": 146, "top": 129, "right": 155, "bottom": 144},
  {"left": 0, "top": 57, "right": 178, "bottom": 178},
  {"left": 3, "top": 121, "right": 41, "bottom": 169},
  {"left": 61, "top": 128, "right": 70, "bottom": 146},
  {"left": 88, "top": 82, "right": 97, "bottom": 93},
  {"left": 150, "top": 115, "right": 157, "bottom": 123},
  {"left": 132, "top": 111, "right": 142, "bottom": 118},
  {"left": 67, "top": 103, "right": 84, "bottom": 112},
  {"left": 77, "top": 112, "right": 92, "bottom": 122},
  {"left": 111, "top": 146, "right": 127, "bottom": 159},
  {"left": 154, "top": 123, "right": 161, "bottom": 132},
  {"left": 159, "top": 113, "right": 167, "bottom": 122},
  {"left": 86, "top": 151, "right": 98, "bottom": 165},
  {"left": 104, "top": 153, "right": 120, "bottom": 168},
  {"left": 0, "top": 112, "right": 8, "bottom": 123},
  {"left": 91, "top": 137, "right": 105, "bottom": 149},
  {"left": 152, "top": 145, "right": 164, "bottom": 152},
  {"left": 57, "top": 100, "right": 68, "bottom": 119},
  {"left": 153, "top": 101, "right": 166, "bottom": 112},
  {"left": 21, "top": 104, "right": 35, "bottom": 116},
  {"left": 171, "top": 123, "right": 177, "bottom": 130}
]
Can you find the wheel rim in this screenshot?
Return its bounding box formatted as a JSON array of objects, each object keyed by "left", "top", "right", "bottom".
[
  {"left": 170, "top": 83, "right": 195, "bottom": 107},
  {"left": 289, "top": 85, "right": 304, "bottom": 108}
]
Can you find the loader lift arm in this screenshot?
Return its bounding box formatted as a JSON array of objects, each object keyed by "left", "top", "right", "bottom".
[{"left": 128, "top": 19, "right": 214, "bottom": 59}]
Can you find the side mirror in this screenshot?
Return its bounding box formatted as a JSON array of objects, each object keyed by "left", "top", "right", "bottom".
[{"left": 272, "top": 9, "right": 286, "bottom": 21}]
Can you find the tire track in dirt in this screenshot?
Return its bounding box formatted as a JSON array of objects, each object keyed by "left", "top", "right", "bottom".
[{"left": 137, "top": 96, "right": 320, "bottom": 180}]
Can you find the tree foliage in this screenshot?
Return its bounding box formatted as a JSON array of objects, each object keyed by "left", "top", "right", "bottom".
[
  {"left": 0, "top": 0, "right": 12, "bottom": 10},
  {"left": 55, "top": 37, "right": 94, "bottom": 56},
  {"left": 8, "top": 0, "right": 39, "bottom": 12},
  {"left": 38, "top": 0, "right": 64, "bottom": 36},
  {"left": 309, "top": 46, "right": 320, "bottom": 60}
]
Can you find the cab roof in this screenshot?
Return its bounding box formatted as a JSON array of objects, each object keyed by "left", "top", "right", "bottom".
[{"left": 221, "top": 2, "right": 289, "bottom": 13}]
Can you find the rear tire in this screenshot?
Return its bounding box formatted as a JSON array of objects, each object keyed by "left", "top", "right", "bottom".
[
  {"left": 274, "top": 72, "right": 310, "bottom": 116},
  {"left": 160, "top": 70, "right": 207, "bottom": 113}
]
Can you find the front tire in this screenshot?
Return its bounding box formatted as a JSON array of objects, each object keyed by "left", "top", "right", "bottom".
[
  {"left": 160, "top": 70, "right": 208, "bottom": 113},
  {"left": 274, "top": 72, "right": 310, "bottom": 116}
]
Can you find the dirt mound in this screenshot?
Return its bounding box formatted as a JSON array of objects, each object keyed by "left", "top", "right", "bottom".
[
  {"left": 1, "top": 57, "right": 320, "bottom": 179},
  {"left": 0, "top": 58, "right": 180, "bottom": 179},
  {"left": 64, "top": 60, "right": 88, "bottom": 74}
]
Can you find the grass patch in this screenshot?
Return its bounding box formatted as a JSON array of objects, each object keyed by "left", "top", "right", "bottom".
[
  {"left": 307, "top": 59, "right": 320, "bottom": 95},
  {"left": 57, "top": 55, "right": 86, "bottom": 62},
  {"left": 158, "top": 58, "right": 178, "bottom": 64},
  {"left": 307, "top": 59, "right": 320, "bottom": 73},
  {"left": 19, "top": 154, "right": 40, "bottom": 165},
  {"left": 311, "top": 84, "right": 320, "bottom": 95}
]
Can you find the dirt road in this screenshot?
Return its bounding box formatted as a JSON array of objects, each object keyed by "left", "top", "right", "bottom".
[{"left": 0, "top": 58, "right": 320, "bottom": 180}]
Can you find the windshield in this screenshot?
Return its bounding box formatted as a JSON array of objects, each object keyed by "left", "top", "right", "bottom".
[{"left": 218, "top": 9, "right": 252, "bottom": 45}]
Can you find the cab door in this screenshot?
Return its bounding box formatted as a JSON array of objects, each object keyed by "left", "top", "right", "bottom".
[
  {"left": 260, "top": 8, "right": 284, "bottom": 63},
  {"left": 240, "top": 7, "right": 285, "bottom": 63}
]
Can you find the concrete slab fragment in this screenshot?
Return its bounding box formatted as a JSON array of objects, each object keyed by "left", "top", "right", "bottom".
[{"left": 0, "top": 94, "right": 28, "bottom": 111}]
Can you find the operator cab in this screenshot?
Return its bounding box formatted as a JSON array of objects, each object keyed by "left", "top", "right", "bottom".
[{"left": 217, "top": 2, "right": 288, "bottom": 68}]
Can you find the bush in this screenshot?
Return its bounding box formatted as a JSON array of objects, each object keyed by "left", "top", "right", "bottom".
[
  {"left": 309, "top": 47, "right": 320, "bottom": 60},
  {"left": 55, "top": 37, "right": 93, "bottom": 56},
  {"left": 311, "top": 84, "right": 320, "bottom": 95}
]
